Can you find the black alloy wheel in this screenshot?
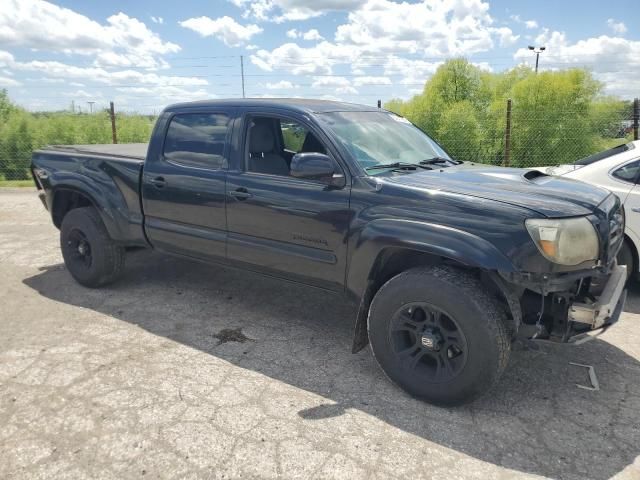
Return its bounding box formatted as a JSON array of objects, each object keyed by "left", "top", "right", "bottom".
[{"left": 389, "top": 302, "right": 468, "bottom": 382}]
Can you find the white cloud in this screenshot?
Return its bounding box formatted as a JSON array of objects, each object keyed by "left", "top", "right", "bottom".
[
  {"left": 179, "top": 16, "right": 262, "bottom": 47},
  {"left": 0, "top": 50, "right": 207, "bottom": 88},
  {"left": 302, "top": 29, "right": 323, "bottom": 41},
  {"left": 514, "top": 32, "right": 640, "bottom": 98},
  {"left": 251, "top": 0, "right": 506, "bottom": 84},
  {"left": 310, "top": 76, "right": 358, "bottom": 94},
  {"left": 607, "top": 19, "right": 627, "bottom": 35},
  {"left": 335, "top": 0, "right": 494, "bottom": 56},
  {"left": 230, "top": 0, "right": 366, "bottom": 22},
  {"left": 150, "top": 16, "right": 164, "bottom": 24},
  {"left": 115, "top": 85, "right": 211, "bottom": 103},
  {"left": 353, "top": 76, "right": 391, "bottom": 86},
  {"left": 0, "top": 1, "right": 180, "bottom": 69},
  {"left": 311, "top": 76, "right": 351, "bottom": 88},
  {"left": 63, "top": 89, "right": 94, "bottom": 98},
  {"left": 510, "top": 15, "right": 538, "bottom": 30},
  {"left": 383, "top": 56, "right": 442, "bottom": 86},
  {"left": 251, "top": 42, "right": 356, "bottom": 75},
  {"left": 266, "top": 80, "right": 297, "bottom": 89},
  {"left": 0, "top": 75, "right": 20, "bottom": 87},
  {"left": 286, "top": 28, "right": 323, "bottom": 41},
  {"left": 492, "top": 27, "right": 519, "bottom": 47},
  {"left": 245, "top": 44, "right": 258, "bottom": 51}
]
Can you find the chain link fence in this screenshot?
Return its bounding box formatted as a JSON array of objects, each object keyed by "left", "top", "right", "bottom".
[
  {"left": 421, "top": 97, "right": 639, "bottom": 169},
  {"left": 0, "top": 109, "right": 155, "bottom": 182},
  {"left": 0, "top": 98, "right": 638, "bottom": 181}
]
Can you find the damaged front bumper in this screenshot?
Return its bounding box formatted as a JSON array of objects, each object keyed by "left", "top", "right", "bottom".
[
  {"left": 568, "top": 264, "right": 627, "bottom": 330},
  {"left": 500, "top": 263, "right": 628, "bottom": 342}
]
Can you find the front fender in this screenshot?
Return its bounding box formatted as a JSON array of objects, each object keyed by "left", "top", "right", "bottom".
[{"left": 346, "top": 218, "right": 517, "bottom": 299}]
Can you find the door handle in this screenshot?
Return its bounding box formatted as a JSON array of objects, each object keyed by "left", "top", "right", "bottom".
[
  {"left": 631, "top": 207, "right": 640, "bottom": 213},
  {"left": 229, "top": 188, "right": 253, "bottom": 200},
  {"left": 150, "top": 176, "right": 166, "bottom": 188}
]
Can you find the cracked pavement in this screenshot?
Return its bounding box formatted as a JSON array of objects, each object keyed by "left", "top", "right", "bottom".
[{"left": 1, "top": 188, "right": 639, "bottom": 479}]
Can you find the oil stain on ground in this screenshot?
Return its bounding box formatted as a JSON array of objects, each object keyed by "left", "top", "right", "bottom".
[{"left": 213, "top": 327, "right": 253, "bottom": 345}]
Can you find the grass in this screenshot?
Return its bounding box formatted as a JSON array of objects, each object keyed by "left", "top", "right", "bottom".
[{"left": 0, "top": 179, "right": 35, "bottom": 187}]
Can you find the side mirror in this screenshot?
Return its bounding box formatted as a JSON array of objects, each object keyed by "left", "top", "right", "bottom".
[{"left": 290, "top": 152, "right": 345, "bottom": 186}]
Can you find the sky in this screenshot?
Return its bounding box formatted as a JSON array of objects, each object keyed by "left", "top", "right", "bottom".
[{"left": 0, "top": 0, "right": 638, "bottom": 113}]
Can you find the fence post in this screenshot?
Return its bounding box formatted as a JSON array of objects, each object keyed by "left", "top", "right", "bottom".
[
  {"left": 109, "top": 101, "right": 117, "bottom": 144},
  {"left": 503, "top": 98, "right": 512, "bottom": 167},
  {"left": 634, "top": 98, "right": 639, "bottom": 141}
]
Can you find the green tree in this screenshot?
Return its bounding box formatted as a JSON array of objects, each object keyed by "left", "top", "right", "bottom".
[{"left": 436, "top": 101, "right": 482, "bottom": 161}]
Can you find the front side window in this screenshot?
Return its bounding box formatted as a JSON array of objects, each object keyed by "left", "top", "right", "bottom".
[
  {"left": 612, "top": 160, "right": 640, "bottom": 183},
  {"left": 317, "top": 111, "right": 452, "bottom": 174},
  {"left": 163, "top": 113, "right": 229, "bottom": 169},
  {"left": 245, "top": 116, "right": 327, "bottom": 176}
]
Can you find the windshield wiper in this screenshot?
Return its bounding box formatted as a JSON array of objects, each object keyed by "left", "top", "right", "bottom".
[
  {"left": 365, "top": 162, "right": 433, "bottom": 171},
  {"left": 419, "top": 156, "right": 461, "bottom": 166}
]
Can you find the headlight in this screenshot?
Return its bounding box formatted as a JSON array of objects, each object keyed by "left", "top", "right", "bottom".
[{"left": 525, "top": 217, "right": 599, "bottom": 266}]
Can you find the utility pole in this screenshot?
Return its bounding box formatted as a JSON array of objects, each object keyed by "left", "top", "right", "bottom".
[
  {"left": 240, "top": 55, "right": 246, "bottom": 98},
  {"left": 87, "top": 101, "right": 95, "bottom": 113},
  {"left": 71, "top": 100, "right": 75, "bottom": 113},
  {"left": 634, "top": 98, "right": 639, "bottom": 141},
  {"left": 109, "top": 101, "right": 117, "bottom": 144},
  {"left": 528, "top": 45, "right": 546, "bottom": 73},
  {"left": 504, "top": 98, "right": 512, "bottom": 167}
]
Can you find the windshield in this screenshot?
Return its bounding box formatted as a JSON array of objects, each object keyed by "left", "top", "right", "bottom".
[
  {"left": 574, "top": 142, "right": 634, "bottom": 166},
  {"left": 317, "top": 111, "right": 452, "bottom": 174}
]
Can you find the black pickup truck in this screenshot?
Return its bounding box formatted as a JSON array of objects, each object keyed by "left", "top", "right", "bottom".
[{"left": 31, "top": 99, "right": 627, "bottom": 405}]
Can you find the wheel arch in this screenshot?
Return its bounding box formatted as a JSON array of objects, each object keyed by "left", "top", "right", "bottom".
[
  {"left": 348, "top": 221, "right": 520, "bottom": 353},
  {"left": 52, "top": 187, "right": 99, "bottom": 229},
  {"left": 622, "top": 233, "right": 639, "bottom": 278}
]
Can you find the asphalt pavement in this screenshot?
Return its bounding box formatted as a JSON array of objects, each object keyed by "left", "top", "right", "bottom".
[{"left": 1, "top": 188, "right": 639, "bottom": 479}]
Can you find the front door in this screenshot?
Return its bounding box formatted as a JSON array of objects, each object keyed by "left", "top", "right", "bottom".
[
  {"left": 142, "top": 110, "right": 233, "bottom": 261},
  {"left": 225, "top": 112, "right": 352, "bottom": 291}
]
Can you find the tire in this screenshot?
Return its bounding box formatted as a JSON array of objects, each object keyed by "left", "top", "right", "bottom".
[
  {"left": 368, "top": 265, "right": 510, "bottom": 406},
  {"left": 60, "top": 207, "right": 125, "bottom": 288},
  {"left": 616, "top": 239, "right": 634, "bottom": 282}
]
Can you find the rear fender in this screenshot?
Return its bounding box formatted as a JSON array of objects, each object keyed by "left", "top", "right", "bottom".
[{"left": 45, "top": 163, "right": 145, "bottom": 245}]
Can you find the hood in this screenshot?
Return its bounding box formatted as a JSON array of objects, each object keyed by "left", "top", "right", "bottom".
[
  {"left": 544, "top": 164, "right": 585, "bottom": 176},
  {"left": 381, "top": 164, "right": 611, "bottom": 217}
]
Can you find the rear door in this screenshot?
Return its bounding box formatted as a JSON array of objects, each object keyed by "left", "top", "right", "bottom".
[
  {"left": 225, "top": 109, "right": 352, "bottom": 291},
  {"left": 142, "top": 109, "right": 235, "bottom": 261}
]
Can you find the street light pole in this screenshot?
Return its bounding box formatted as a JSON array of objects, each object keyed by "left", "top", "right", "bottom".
[{"left": 528, "top": 45, "right": 546, "bottom": 73}]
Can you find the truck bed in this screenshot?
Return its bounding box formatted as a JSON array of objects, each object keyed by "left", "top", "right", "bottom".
[
  {"left": 32, "top": 143, "right": 148, "bottom": 246},
  {"left": 41, "top": 143, "right": 148, "bottom": 161}
]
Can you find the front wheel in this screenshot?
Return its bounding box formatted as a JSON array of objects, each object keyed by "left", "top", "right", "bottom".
[
  {"left": 368, "top": 266, "right": 510, "bottom": 406},
  {"left": 60, "top": 207, "right": 125, "bottom": 288}
]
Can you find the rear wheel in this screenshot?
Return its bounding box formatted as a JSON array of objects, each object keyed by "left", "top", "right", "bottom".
[
  {"left": 368, "top": 266, "right": 510, "bottom": 406},
  {"left": 60, "top": 207, "right": 125, "bottom": 288}
]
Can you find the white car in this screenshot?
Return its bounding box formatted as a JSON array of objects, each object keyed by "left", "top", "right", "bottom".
[{"left": 544, "top": 140, "right": 640, "bottom": 280}]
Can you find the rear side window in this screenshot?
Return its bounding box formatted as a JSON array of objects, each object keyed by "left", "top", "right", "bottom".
[
  {"left": 163, "top": 113, "right": 229, "bottom": 169},
  {"left": 612, "top": 160, "right": 640, "bottom": 183}
]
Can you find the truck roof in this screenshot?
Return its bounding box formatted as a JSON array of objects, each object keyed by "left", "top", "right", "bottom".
[{"left": 164, "top": 98, "right": 382, "bottom": 114}]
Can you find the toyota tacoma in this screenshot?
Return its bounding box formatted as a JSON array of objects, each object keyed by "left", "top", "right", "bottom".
[{"left": 30, "top": 99, "right": 627, "bottom": 405}]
